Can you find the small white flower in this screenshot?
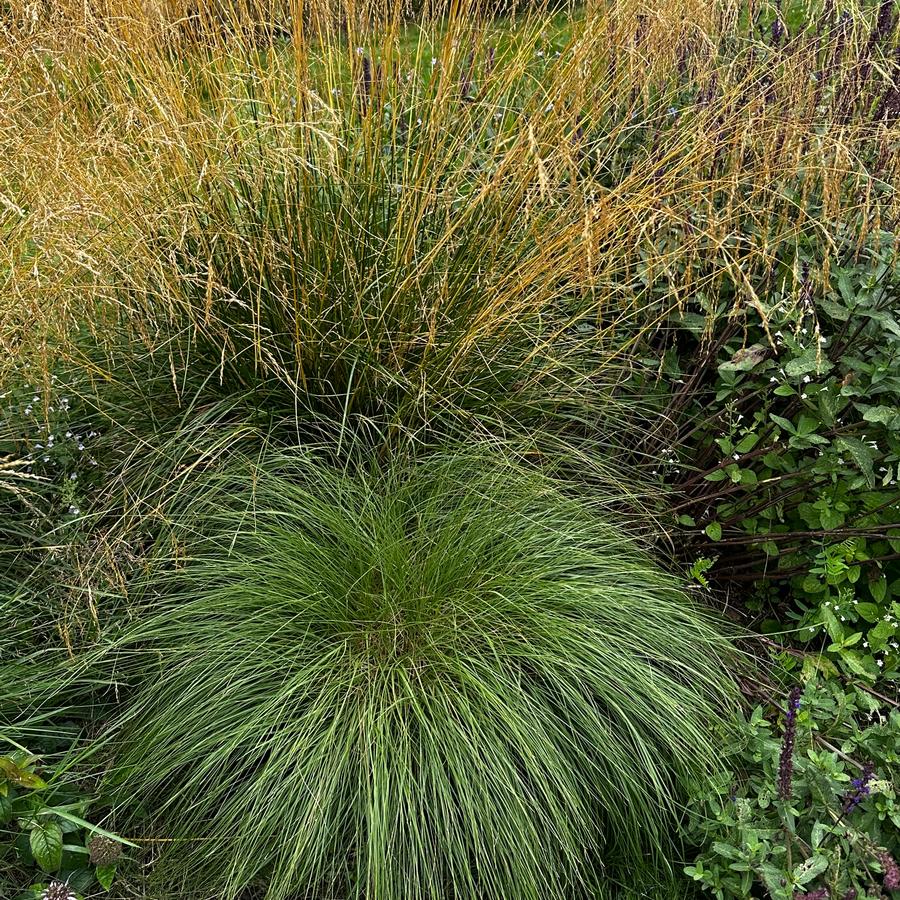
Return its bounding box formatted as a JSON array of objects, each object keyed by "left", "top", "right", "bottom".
[
  {"left": 732, "top": 453, "right": 740, "bottom": 460},
  {"left": 801, "top": 393, "right": 808, "bottom": 399},
  {"left": 802, "top": 375, "right": 811, "bottom": 383},
  {"left": 877, "top": 659, "right": 884, "bottom": 667}
]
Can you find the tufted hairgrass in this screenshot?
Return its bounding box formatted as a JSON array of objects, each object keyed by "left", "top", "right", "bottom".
[{"left": 98, "top": 449, "right": 739, "bottom": 900}]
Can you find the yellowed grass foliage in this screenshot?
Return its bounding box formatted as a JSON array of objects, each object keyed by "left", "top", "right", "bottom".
[{"left": 1, "top": 0, "right": 896, "bottom": 399}]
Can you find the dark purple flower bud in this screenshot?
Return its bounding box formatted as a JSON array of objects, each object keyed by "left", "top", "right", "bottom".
[
  {"left": 825, "top": 12, "right": 851, "bottom": 84},
  {"left": 868, "top": 0, "right": 897, "bottom": 51},
  {"left": 677, "top": 39, "right": 691, "bottom": 78},
  {"left": 772, "top": 16, "right": 786, "bottom": 47},
  {"left": 879, "top": 851, "right": 900, "bottom": 890},
  {"left": 358, "top": 54, "right": 372, "bottom": 116},
  {"left": 459, "top": 50, "right": 474, "bottom": 102},
  {"left": 634, "top": 14, "right": 648, "bottom": 47},
  {"left": 698, "top": 73, "right": 718, "bottom": 106},
  {"left": 842, "top": 762, "right": 875, "bottom": 813},
  {"left": 815, "top": 0, "right": 835, "bottom": 37},
  {"left": 842, "top": 890, "right": 857, "bottom": 900},
  {"left": 794, "top": 889, "right": 828, "bottom": 899},
  {"left": 778, "top": 686, "right": 802, "bottom": 801}
]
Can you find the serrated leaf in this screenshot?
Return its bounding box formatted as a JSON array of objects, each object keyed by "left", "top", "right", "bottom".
[
  {"left": 811, "top": 822, "right": 828, "bottom": 849},
  {"left": 720, "top": 343, "right": 768, "bottom": 373},
  {"left": 835, "top": 437, "right": 875, "bottom": 488},
  {"left": 30, "top": 820, "right": 63, "bottom": 873},
  {"left": 711, "top": 841, "right": 743, "bottom": 860},
  {"left": 793, "top": 853, "right": 828, "bottom": 885},
  {"left": 759, "top": 861, "right": 790, "bottom": 898},
  {"left": 785, "top": 349, "right": 832, "bottom": 377},
  {"left": 862, "top": 405, "right": 900, "bottom": 427}
]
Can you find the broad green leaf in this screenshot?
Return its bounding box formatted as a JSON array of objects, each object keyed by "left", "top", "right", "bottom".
[
  {"left": 30, "top": 820, "right": 63, "bottom": 873},
  {"left": 96, "top": 863, "right": 116, "bottom": 890},
  {"left": 856, "top": 602, "right": 881, "bottom": 622},
  {"left": 0, "top": 758, "right": 46, "bottom": 790},
  {"left": 705, "top": 522, "right": 722, "bottom": 541},
  {"left": 770, "top": 414, "right": 795, "bottom": 434},
  {"left": 735, "top": 432, "right": 760, "bottom": 453},
  {"left": 869, "top": 576, "right": 887, "bottom": 604}
]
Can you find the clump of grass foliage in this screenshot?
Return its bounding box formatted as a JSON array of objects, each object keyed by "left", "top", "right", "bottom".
[
  {"left": 96, "top": 450, "right": 737, "bottom": 900},
  {"left": 3, "top": 0, "right": 895, "bottom": 894}
]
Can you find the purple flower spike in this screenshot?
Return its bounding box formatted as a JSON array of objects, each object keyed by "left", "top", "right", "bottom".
[{"left": 778, "top": 686, "right": 802, "bottom": 801}]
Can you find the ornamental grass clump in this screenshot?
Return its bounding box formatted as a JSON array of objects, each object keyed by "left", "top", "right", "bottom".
[{"left": 101, "top": 451, "right": 739, "bottom": 900}]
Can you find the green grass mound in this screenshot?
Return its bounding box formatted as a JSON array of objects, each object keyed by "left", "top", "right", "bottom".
[{"left": 106, "top": 452, "right": 737, "bottom": 899}]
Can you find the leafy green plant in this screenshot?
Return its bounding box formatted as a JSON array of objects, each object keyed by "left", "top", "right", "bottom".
[
  {"left": 684, "top": 671, "right": 900, "bottom": 899},
  {"left": 86, "top": 450, "right": 739, "bottom": 900},
  {"left": 639, "top": 229, "right": 900, "bottom": 682},
  {"left": 0, "top": 740, "right": 131, "bottom": 900}
]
